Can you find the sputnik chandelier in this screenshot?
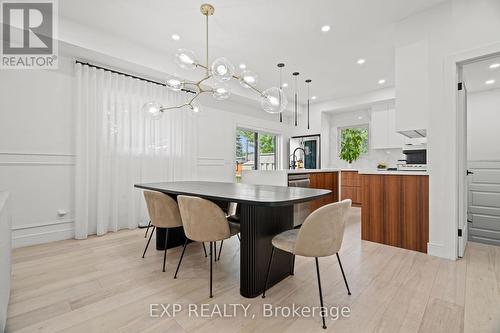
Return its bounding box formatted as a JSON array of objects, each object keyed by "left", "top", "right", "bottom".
[{"left": 142, "top": 3, "right": 288, "bottom": 118}]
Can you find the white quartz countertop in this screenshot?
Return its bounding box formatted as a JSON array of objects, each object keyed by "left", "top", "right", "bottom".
[
  {"left": 358, "top": 170, "right": 429, "bottom": 176},
  {"left": 286, "top": 168, "right": 340, "bottom": 174}
]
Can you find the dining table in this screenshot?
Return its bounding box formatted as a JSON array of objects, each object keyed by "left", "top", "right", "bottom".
[{"left": 134, "top": 181, "right": 331, "bottom": 298}]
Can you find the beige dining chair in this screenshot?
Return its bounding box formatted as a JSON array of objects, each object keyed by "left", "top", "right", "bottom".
[
  {"left": 262, "top": 199, "right": 352, "bottom": 329},
  {"left": 175, "top": 195, "right": 240, "bottom": 298},
  {"left": 142, "top": 191, "right": 184, "bottom": 272}
]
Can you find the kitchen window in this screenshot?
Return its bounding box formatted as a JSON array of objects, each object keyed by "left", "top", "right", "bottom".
[
  {"left": 338, "top": 125, "right": 369, "bottom": 155},
  {"left": 236, "top": 128, "right": 278, "bottom": 174}
]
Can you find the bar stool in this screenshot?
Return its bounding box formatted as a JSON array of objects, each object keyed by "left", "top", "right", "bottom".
[
  {"left": 262, "top": 199, "right": 352, "bottom": 329},
  {"left": 142, "top": 191, "right": 184, "bottom": 272},
  {"left": 175, "top": 195, "right": 240, "bottom": 298}
]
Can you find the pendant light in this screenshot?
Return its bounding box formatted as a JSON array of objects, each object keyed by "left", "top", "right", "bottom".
[
  {"left": 293, "top": 72, "right": 300, "bottom": 127},
  {"left": 305, "top": 79, "right": 311, "bottom": 129},
  {"left": 277, "top": 63, "right": 285, "bottom": 123}
]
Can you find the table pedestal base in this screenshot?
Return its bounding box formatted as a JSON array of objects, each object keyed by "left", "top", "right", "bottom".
[{"left": 240, "top": 204, "right": 294, "bottom": 298}]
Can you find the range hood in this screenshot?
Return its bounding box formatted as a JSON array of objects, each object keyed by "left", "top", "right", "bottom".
[{"left": 398, "top": 129, "right": 427, "bottom": 138}]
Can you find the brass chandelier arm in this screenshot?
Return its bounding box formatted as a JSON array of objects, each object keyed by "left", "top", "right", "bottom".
[
  {"left": 160, "top": 104, "right": 189, "bottom": 111},
  {"left": 232, "top": 74, "right": 265, "bottom": 95}
]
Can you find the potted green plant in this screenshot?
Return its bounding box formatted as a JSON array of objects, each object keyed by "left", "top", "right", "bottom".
[{"left": 339, "top": 128, "right": 365, "bottom": 165}]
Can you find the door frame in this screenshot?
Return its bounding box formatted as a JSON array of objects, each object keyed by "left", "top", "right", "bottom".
[{"left": 445, "top": 42, "right": 500, "bottom": 259}]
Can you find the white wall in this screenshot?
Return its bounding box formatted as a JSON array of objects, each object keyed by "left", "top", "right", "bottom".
[
  {"left": 467, "top": 88, "right": 500, "bottom": 161},
  {"left": 0, "top": 192, "right": 11, "bottom": 332},
  {"left": 0, "top": 54, "right": 295, "bottom": 247},
  {"left": 325, "top": 109, "right": 404, "bottom": 169},
  {"left": 0, "top": 57, "right": 76, "bottom": 248}
]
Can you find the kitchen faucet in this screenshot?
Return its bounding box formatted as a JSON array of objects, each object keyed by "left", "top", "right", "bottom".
[{"left": 290, "top": 147, "right": 306, "bottom": 170}]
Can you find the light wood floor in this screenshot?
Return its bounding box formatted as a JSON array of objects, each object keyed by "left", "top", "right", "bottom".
[{"left": 6, "top": 208, "right": 500, "bottom": 333}]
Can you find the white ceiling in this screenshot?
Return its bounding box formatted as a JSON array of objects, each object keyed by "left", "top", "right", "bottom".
[
  {"left": 60, "top": 0, "right": 447, "bottom": 103},
  {"left": 463, "top": 55, "right": 500, "bottom": 93}
]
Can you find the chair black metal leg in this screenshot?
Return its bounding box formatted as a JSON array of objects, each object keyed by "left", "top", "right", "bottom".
[
  {"left": 142, "top": 226, "right": 155, "bottom": 258},
  {"left": 209, "top": 242, "right": 213, "bottom": 298},
  {"left": 214, "top": 241, "right": 218, "bottom": 261},
  {"left": 315, "top": 258, "right": 327, "bottom": 329},
  {"left": 202, "top": 242, "right": 207, "bottom": 257},
  {"left": 217, "top": 240, "right": 224, "bottom": 261},
  {"left": 291, "top": 255, "right": 296, "bottom": 275},
  {"left": 262, "top": 247, "right": 275, "bottom": 298},
  {"left": 144, "top": 220, "right": 151, "bottom": 238},
  {"left": 336, "top": 253, "right": 351, "bottom": 295},
  {"left": 174, "top": 238, "right": 189, "bottom": 279},
  {"left": 315, "top": 257, "right": 327, "bottom": 329},
  {"left": 162, "top": 228, "right": 169, "bottom": 272},
  {"left": 237, "top": 234, "right": 240, "bottom": 241}
]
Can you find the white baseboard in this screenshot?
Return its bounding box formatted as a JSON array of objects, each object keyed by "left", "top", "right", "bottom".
[
  {"left": 12, "top": 220, "right": 74, "bottom": 248},
  {"left": 427, "top": 242, "right": 456, "bottom": 260}
]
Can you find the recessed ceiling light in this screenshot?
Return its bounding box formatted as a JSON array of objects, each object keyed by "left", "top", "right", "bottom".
[
  {"left": 239, "top": 63, "right": 246, "bottom": 69},
  {"left": 311, "top": 96, "right": 317, "bottom": 100},
  {"left": 357, "top": 116, "right": 363, "bottom": 120},
  {"left": 321, "top": 25, "right": 331, "bottom": 32},
  {"left": 378, "top": 79, "right": 386, "bottom": 84},
  {"left": 282, "top": 83, "right": 288, "bottom": 88},
  {"left": 357, "top": 58, "right": 365, "bottom": 65},
  {"left": 485, "top": 79, "right": 495, "bottom": 85},
  {"left": 171, "top": 34, "right": 180, "bottom": 41},
  {"left": 489, "top": 63, "right": 500, "bottom": 69}
]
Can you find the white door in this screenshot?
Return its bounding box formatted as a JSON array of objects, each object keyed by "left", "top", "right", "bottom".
[
  {"left": 467, "top": 161, "right": 500, "bottom": 245},
  {"left": 457, "top": 82, "right": 468, "bottom": 257}
]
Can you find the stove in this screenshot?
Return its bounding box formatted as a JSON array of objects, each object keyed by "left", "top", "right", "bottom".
[{"left": 397, "top": 164, "right": 427, "bottom": 172}]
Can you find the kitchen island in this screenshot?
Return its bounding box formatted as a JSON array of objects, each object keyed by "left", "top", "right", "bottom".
[
  {"left": 359, "top": 172, "right": 429, "bottom": 253},
  {"left": 241, "top": 169, "right": 340, "bottom": 211}
]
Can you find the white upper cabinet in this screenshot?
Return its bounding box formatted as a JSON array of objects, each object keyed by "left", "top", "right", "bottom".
[
  {"left": 395, "top": 40, "right": 429, "bottom": 133},
  {"left": 371, "top": 108, "right": 404, "bottom": 149}
]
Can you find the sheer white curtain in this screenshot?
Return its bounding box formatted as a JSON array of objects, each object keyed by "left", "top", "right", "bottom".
[{"left": 74, "top": 63, "right": 198, "bottom": 239}]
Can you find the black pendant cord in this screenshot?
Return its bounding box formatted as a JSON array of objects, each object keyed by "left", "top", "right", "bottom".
[
  {"left": 74, "top": 60, "right": 196, "bottom": 94},
  {"left": 306, "top": 79, "right": 312, "bottom": 130},
  {"left": 278, "top": 63, "right": 285, "bottom": 123},
  {"left": 293, "top": 72, "right": 300, "bottom": 127}
]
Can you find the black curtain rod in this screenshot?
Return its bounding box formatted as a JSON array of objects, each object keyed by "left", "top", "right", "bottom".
[{"left": 74, "top": 60, "right": 196, "bottom": 94}]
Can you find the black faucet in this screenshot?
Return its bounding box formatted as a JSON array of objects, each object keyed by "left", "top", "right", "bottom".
[{"left": 290, "top": 147, "right": 306, "bottom": 170}]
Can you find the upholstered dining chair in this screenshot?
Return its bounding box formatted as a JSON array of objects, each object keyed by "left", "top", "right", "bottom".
[
  {"left": 262, "top": 199, "right": 353, "bottom": 329},
  {"left": 175, "top": 195, "right": 240, "bottom": 298},
  {"left": 142, "top": 191, "right": 184, "bottom": 272},
  {"left": 215, "top": 202, "right": 241, "bottom": 261}
]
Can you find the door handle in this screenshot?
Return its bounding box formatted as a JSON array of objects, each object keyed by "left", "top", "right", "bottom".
[{"left": 466, "top": 170, "right": 474, "bottom": 175}]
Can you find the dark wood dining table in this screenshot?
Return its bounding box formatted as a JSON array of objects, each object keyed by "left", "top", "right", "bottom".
[{"left": 134, "top": 181, "right": 331, "bottom": 298}]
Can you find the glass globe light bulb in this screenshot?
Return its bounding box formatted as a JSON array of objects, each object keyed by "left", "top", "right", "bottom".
[
  {"left": 239, "top": 70, "right": 258, "bottom": 88},
  {"left": 142, "top": 101, "right": 163, "bottom": 119},
  {"left": 165, "top": 75, "right": 183, "bottom": 91},
  {"left": 212, "top": 84, "right": 231, "bottom": 100},
  {"left": 189, "top": 101, "right": 201, "bottom": 113},
  {"left": 174, "top": 49, "right": 197, "bottom": 70},
  {"left": 211, "top": 57, "right": 234, "bottom": 81},
  {"left": 260, "top": 87, "right": 287, "bottom": 114}
]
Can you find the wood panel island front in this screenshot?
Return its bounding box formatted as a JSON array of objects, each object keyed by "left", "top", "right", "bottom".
[{"left": 360, "top": 173, "right": 429, "bottom": 253}]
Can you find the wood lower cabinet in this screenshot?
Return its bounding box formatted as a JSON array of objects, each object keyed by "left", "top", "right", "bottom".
[
  {"left": 308, "top": 172, "right": 339, "bottom": 211},
  {"left": 341, "top": 171, "right": 362, "bottom": 206},
  {"left": 361, "top": 174, "right": 429, "bottom": 253}
]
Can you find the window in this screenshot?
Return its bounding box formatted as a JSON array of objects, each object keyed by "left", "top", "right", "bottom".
[
  {"left": 236, "top": 128, "right": 277, "bottom": 176},
  {"left": 338, "top": 125, "right": 369, "bottom": 155}
]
